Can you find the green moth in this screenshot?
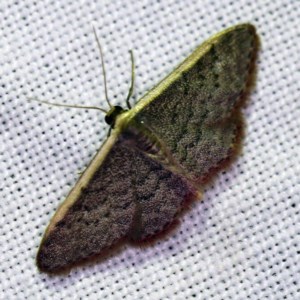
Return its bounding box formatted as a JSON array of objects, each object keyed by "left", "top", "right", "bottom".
[{"left": 37, "top": 24, "right": 258, "bottom": 273}]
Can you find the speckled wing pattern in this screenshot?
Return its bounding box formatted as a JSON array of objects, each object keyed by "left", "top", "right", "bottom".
[
  {"left": 135, "top": 24, "right": 257, "bottom": 183},
  {"left": 37, "top": 24, "right": 258, "bottom": 273},
  {"left": 37, "top": 135, "right": 197, "bottom": 272}
]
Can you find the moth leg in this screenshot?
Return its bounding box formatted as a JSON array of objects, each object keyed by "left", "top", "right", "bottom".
[
  {"left": 107, "top": 126, "right": 112, "bottom": 137},
  {"left": 125, "top": 50, "right": 135, "bottom": 109}
]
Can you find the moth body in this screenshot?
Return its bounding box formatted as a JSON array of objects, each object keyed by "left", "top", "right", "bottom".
[{"left": 37, "top": 24, "right": 258, "bottom": 273}]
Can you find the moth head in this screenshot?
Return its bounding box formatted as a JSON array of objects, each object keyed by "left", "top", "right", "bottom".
[{"left": 105, "top": 106, "right": 127, "bottom": 127}]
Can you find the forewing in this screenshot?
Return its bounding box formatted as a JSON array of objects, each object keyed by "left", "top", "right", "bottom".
[
  {"left": 133, "top": 24, "right": 258, "bottom": 182},
  {"left": 37, "top": 132, "right": 198, "bottom": 272},
  {"left": 36, "top": 134, "right": 135, "bottom": 272}
]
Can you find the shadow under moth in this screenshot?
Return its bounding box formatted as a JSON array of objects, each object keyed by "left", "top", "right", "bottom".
[{"left": 36, "top": 24, "right": 258, "bottom": 273}]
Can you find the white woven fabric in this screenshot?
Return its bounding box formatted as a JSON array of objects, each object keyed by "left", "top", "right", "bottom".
[{"left": 1, "top": 0, "right": 299, "bottom": 299}]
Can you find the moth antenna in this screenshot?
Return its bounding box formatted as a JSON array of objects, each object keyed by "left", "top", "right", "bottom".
[
  {"left": 125, "top": 50, "right": 135, "bottom": 109},
  {"left": 28, "top": 97, "right": 107, "bottom": 113},
  {"left": 93, "top": 25, "right": 112, "bottom": 109}
]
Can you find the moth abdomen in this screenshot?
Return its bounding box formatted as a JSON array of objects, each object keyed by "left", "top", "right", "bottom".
[{"left": 122, "top": 122, "right": 183, "bottom": 174}]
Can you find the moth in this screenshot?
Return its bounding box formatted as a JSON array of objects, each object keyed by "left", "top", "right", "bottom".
[{"left": 36, "top": 24, "right": 258, "bottom": 273}]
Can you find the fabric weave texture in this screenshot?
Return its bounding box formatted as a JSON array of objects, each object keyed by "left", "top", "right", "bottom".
[{"left": 1, "top": 0, "right": 299, "bottom": 299}]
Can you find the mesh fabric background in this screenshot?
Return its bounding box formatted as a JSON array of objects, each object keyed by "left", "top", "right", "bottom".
[{"left": 1, "top": 0, "right": 299, "bottom": 299}]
